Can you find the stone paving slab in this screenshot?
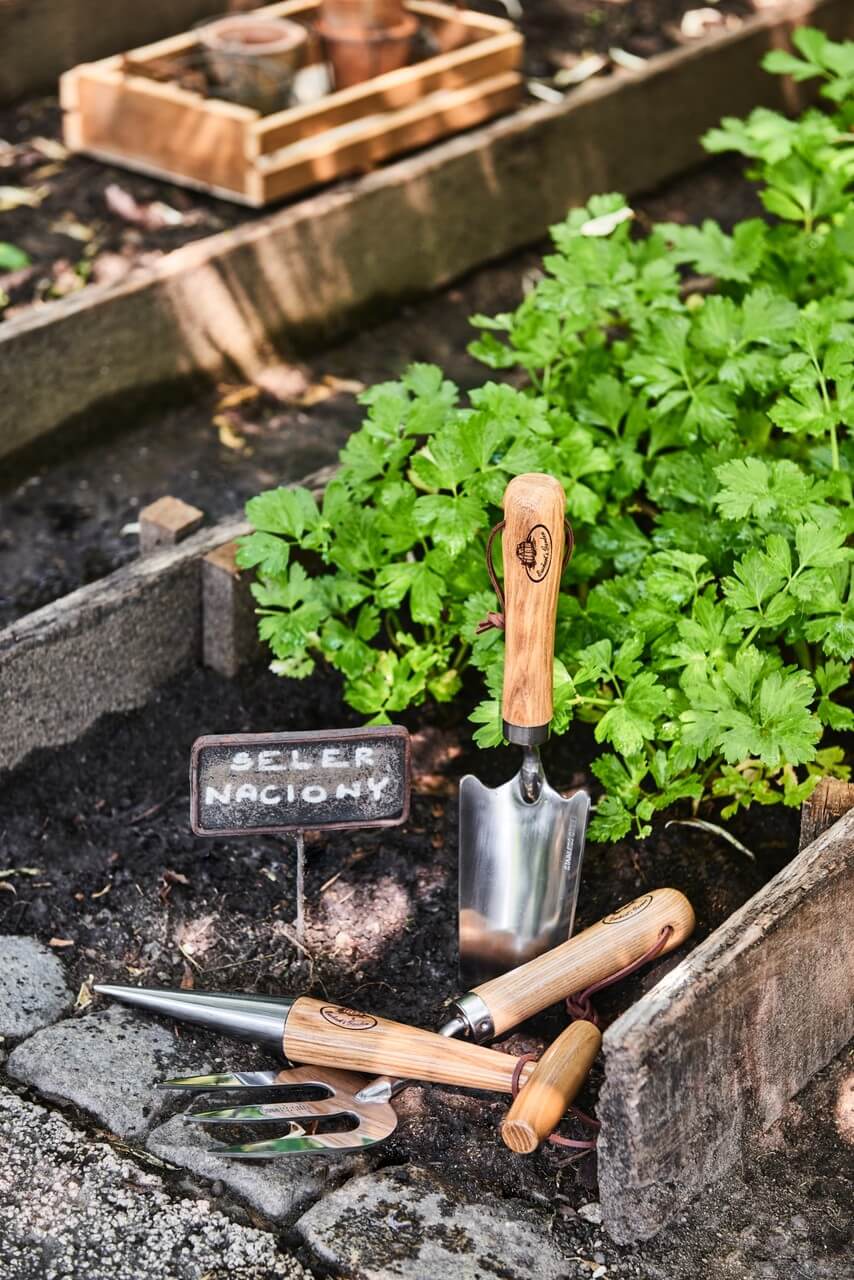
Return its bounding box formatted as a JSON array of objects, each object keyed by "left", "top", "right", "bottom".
[
  {"left": 0, "top": 1085, "right": 312, "bottom": 1280},
  {"left": 295, "top": 1164, "right": 570, "bottom": 1280},
  {"left": 0, "top": 936, "right": 72, "bottom": 1039},
  {"left": 148, "top": 1113, "right": 363, "bottom": 1225},
  {"left": 6, "top": 1006, "right": 191, "bottom": 1138}
]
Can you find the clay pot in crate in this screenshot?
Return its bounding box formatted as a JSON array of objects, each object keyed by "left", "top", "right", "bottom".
[
  {"left": 316, "top": 0, "right": 416, "bottom": 90},
  {"left": 201, "top": 15, "right": 308, "bottom": 113}
]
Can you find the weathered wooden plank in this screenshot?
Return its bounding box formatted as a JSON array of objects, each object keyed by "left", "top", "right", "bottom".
[
  {"left": 598, "top": 801, "right": 854, "bottom": 1243},
  {"left": 799, "top": 776, "right": 854, "bottom": 850},
  {"left": 3, "top": 0, "right": 851, "bottom": 458},
  {"left": 70, "top": 64, "right": 255, "bottom": 196},
  {"left": 0, "top": 0, "right": 224, "bottom": 105},
  {"left": 252, "top": 31, "right": 521, "bottom": 155},
  {"left": 257, "top": 72, "right": 521, "bottom": 202},
  {"left": 0, "top": 516, "right": 249, "bottom": 774}
]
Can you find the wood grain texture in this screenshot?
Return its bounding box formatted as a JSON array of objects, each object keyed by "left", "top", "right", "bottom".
[
  {"left": 252, "top": 30, "right": 521, "bottom": 153},
  {"left": 257, "top": 72, "right": 520, "bottom": 202},
  {"left": 501, "top": 1020, "right": 601, "bottom": 1153},
  {"left": 500, "top": 474, "right": 565, "bottom": 733},
  {"left": 283, "top": 997, "right": 534, "bottom": 1092},
  {"left": 598, "top": 801, "right": 854, "bottom": 1244},
  {"left": 474, "top": 888, "right": 695, "bottom": 1037},
  {"left": 799, "top": 777, "right": 854, "bottom": 851}
]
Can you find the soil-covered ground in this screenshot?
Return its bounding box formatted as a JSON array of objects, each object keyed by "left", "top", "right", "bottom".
[
  {"left": 0, "top": 154, "right": 761, "bottom": 630},
  {"left": 0, "top": 660, "right": 850, "bottom": 1278},
  {"left": 0, "top": 661, "right": 798, "bottom": 1191},
  {"left": 0, "top": 0, "right": 752, "bottom": 319}
]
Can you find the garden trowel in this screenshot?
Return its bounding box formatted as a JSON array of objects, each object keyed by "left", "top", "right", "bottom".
[
  {"left": 95, "top": 887, "right": 694, "bottom": 1156},
  {"left": 459, "top": 473, "right": 590, "bottom": 985}
]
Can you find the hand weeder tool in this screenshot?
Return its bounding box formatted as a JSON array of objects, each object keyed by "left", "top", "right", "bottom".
[
  {"left": 459, "top": 472, "right": 591, "bottom": 985},
  {"left": 95, "top": 887, "right": 693, "bottom": 1156}
]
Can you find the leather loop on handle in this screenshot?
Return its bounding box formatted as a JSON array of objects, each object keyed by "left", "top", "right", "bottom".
[
  {"left": 283, "top": 997, "right": 534, "bottom": 1095},
  {"left": 471, "top": 888, "right": 695, "bottom": 1037},
  {"left": 500, "top": 1020, "right": 602, "bottom": 1153},
  {"left": 501, "top": 473, "right": 566, "bottom": 741}
]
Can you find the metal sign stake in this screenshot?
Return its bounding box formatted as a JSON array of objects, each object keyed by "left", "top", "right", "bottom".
[{"left": 294, "top": 829, "right": 306, "bottom": 947}]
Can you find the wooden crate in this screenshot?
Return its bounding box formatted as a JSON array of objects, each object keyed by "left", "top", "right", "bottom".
[{"left": 60, "top": 0, "right": 523, "bottom": 206}]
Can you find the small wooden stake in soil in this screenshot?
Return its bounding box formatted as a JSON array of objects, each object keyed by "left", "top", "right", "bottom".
[
  {"left": 139, "top": 496, "right": 204, "bottom": 554},
  {"left": 201, "top": 540, "right": 259, "bottom": 677}
]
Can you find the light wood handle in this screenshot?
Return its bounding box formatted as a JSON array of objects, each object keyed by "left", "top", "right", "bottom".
[
  {"left": 501, "top": 473, "right": 566, "bottom": 734},
  {"left": 283, "top": 997, "right": 534, "bottom": 1095},
  {"left": 500, "top": 1020, "right": 602, "bottom": 1154},
  {"left": 472, "top": 887, "right": 695, "bottom": 1036}
]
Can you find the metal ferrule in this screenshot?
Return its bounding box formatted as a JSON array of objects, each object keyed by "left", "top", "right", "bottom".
[
  {"left": 449, "top": 991, "right": 494, "bottom": 1043},
  {"left": 503, "top": 721, "right": 549, "bottom": 747},
  {"left": 93, "top": 985, "right": 295, "bottom": 1060}
]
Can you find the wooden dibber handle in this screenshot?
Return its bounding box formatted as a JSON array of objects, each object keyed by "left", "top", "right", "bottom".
[
  {"left": 472, "top": 887, "right": 695, "bottom": 1037},
  {"left": 501, "top": 473, "right": 566, "bottom": 738},
  {"left": 500, "top": 1020, "right": 602, "bottom": 1154},
  {"left": 283, "top": 998, "right": 535, "bottom": 1095}
]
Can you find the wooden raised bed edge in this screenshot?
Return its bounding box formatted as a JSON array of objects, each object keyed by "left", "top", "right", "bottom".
[
  {"left": 0, "top": 0, "right": 224, "bottom": 106},
  {"left": 598, "top": 779, "right": 854, "bottom": 1242},
  {"left": 2, "top": 0, "right": 851, "bottom": 460},
  {"left": 61, "top": 1, "right": 523, "bottom": 205}
]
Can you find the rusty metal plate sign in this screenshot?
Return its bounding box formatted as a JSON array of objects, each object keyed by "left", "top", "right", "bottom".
[{"left": 190, "top": 726, "right": 410, "bottom": 836}]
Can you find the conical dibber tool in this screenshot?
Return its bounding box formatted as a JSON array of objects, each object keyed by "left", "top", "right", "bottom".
[{"left": 459, "top": 473, "right": 590, "bottom": 985}]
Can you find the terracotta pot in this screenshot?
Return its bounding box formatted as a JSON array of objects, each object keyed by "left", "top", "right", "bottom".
[
  {"left": 317, "top": 13, "right": 417, "bottom": 89},
  {"left": 200, "top": 15, "right": 308, "bottom": 113},
  {"left": 319, "top": 0, "right": 406, "bottom": 30}
]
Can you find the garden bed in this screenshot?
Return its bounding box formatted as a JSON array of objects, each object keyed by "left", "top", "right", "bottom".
[
  {"left": 0, "top": 658, "right": 850, "bottom": 1258},
  {"left": 0, "top": 0, "right": 849, "bottom": 458},
  {"left": 0, "top": 153, "right": 765, "bottom": 633}
]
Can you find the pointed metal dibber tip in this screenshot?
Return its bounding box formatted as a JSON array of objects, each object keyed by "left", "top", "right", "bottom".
[{"left": 93, "top": 984, "right": 294, "bottom": 1058}]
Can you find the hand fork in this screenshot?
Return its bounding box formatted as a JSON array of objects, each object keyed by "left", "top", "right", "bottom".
[{"left": 147, "top": 887, "right": 694, "bottom": 1156}]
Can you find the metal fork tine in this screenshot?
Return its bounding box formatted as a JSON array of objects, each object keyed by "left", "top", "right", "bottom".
[
  {"left": 158, "top": 1070, "right": 289, "bottom": 1091},
  {"left": 186, "top": 1100, "right": 351, "bottom": 1125},
  {"left": 213, "top": 1130, "right": 380, "bottom": 1157}
]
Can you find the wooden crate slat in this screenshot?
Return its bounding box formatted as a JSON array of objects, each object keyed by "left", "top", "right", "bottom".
[
  {"left": 71, "top": 65, "right": 254, "bottom": 196},
  {"left": 61, "top": 0, "right": 521, "bottom": 205},
  {"left": 252, "top": 30, "right": 521, "bottom": 155},
  {"left": 256, "top": 71, "right": 520, "bottom": 202}
]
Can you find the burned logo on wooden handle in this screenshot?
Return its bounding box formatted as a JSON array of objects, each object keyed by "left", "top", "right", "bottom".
[
  {"left": 515, "top": 524, "right": 552, "bottom": 582},
  {"left": 190, "top": 726, "right": 410, "bottom": 836}
]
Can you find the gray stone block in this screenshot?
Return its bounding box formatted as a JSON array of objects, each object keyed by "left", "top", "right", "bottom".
[
  {"left": 6, "top": 1006, "right": 191, "bottom": 1138},
  {"left": 0, "top": 1085, "right": 311, "bottom": 1280},
  {"left": 0, "top": 935, "right": 73, "bottom": 1039},
  {"left": 148, "top": 1113, "right": 359, "bottom": 1224},
  {"left": 296, "top": 1164, "right": 569, "bottom": 1279}
]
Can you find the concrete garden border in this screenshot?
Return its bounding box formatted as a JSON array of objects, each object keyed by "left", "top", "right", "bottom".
[{"left": 1, "top": 0, "right": 852, "bottom": 459}]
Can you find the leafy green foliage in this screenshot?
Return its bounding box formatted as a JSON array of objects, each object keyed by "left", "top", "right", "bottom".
[
  {"left": 241, "top": 30, "right": 853, "bottom": 840},
  {"left": 0, "top": 242, "right": 29, "bottom": 272}
]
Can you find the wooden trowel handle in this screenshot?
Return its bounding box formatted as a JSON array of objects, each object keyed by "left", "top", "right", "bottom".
[
  {"left": 283, "top": 997, "right": 534, "bottom": 1094},
  {"left": 471, "top": 887, "right": 695, "bottom": 1037},
  {"left": 501, "top": 473, "right": 566, "bottom": 741},
  {"left": 501, "top": 1020, "right": 602, "bottom": 1154}
]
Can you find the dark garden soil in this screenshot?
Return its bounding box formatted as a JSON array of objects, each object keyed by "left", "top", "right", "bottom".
[
  {"left": 1, "top": 659, "right": 850, "bottom": 1277},
  {"left": 0, "top": 659, "right": 800, "bottom": 1196},
  {"left": 0, "top": 0, "right": 752, "bottom": 320},
  {"left": 0, "top": 153, "right": 762, "bottom": 631}
]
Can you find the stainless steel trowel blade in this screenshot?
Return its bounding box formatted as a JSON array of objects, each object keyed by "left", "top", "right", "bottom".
[{"left": 458, "top": 772, "right": 589, "bottom": 986}]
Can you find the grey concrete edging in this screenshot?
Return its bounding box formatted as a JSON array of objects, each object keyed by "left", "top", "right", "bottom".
[
  {"left": 2, "top": 0, "right": 851, "bottom": 459},
  {"left": 0, "top": 514, "right": 248, "bottom": 773}
]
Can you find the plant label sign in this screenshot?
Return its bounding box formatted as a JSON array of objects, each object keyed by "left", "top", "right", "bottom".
[{"left": 190, "top": 726, "right": 410, "bottom": 836}]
